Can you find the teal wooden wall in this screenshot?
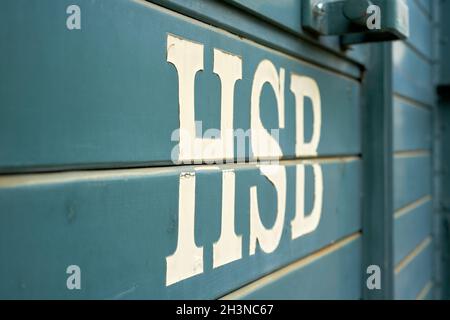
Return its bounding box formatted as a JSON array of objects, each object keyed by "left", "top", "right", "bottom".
[
  {"left": 0, "top": 0, "right": 364, "bottom": 299},
  {"left": 0, "top": 0, "right": 445, "bottom": 300},
  {"left": 391, "top": 0, "right": 437, "bottom": 300}
]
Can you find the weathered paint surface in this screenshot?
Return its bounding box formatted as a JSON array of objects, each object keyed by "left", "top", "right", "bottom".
[
  {"left": 394, "top": 199, "right": 432, "bottom": 265},
  {"left": 393, "top": 97, "right": 432, "bottom": 151},
  {"left": 0, "top": 0, "right": 442, "bottom": 300},
  {"left": 393, "top": 155, "right": 431, "bottom": 211},
  {"left": 392, "top": 0, "right": 436, "bottom": 300},
  {"left": 0, "top": 0, "right": 365, "bottom": 299},
  {"left": 222, "top": 234, "right": 362, "bottom": 300},
  {"left": 0, "top": 160, "right": 361, "bottom": 299},
  {"left": 0, "top": 0, "right": 360, "bottom": 173},
  {"left": 394, "top": 238, "right": 433, "bottom": 300}
]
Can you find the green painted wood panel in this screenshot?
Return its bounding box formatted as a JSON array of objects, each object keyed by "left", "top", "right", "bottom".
[
  {"left": 406, "top": 0, "right": 433, "bottom": 60},
  {"left": 392, "top": 0, "right": 436, "bottom": 300},
  {"left": 420, "top": 284, "right": 434, "bottom": 300},
  {"left": 393, "top": 155, "right": 431, "bottom": 210},
  {"left": 415, "top": 0, "right": 431, "bottom": 17},
  {"left": 223, "top": 235, "right": 362, "bottom": 300},
  {"left": 392, "top": 41, "right": 434, "bottom": 107},
  {"left": 393, "top": 97, "right": 432, "bottom": 151},
  {"left": 0, "top": 0, "right": 361, "bottom": 173},
  {"left": 394, "top": 200, "right": 432, "bottom": 265},
  {"left": 0, "top": 159, "right": 361, "bottom": 299},
  {"left": 395, "top": 239, "right": 433, "bottom": 300}
]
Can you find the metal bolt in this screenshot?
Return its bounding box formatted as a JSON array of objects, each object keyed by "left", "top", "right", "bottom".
[{"left": 313, "top": 2, "right": 326, "bottom": 16}]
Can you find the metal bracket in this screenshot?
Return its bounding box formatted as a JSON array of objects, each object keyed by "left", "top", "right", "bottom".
[{"left": 302, "top": 0, "right": 409, "bottom": 45}]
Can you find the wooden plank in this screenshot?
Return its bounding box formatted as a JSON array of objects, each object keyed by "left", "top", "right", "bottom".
[
  {"left": 394, "top": 198, "right": 432, "bottom": 265},
  {"left": 414, "top": 0, "right": 432, "bottom": 17},
  {"left": 393, "top": 96, "right": 432, "bottom": 151},
  {"left": 222, "top": 234, "right": 362, "bottom": 300},
  {"left": 393, "top": 0, "right": 436, "bottom": 300},
  {"left": 392, "top": 41, "right": 434, "bottom": 107},
  {"left": 395, "top": 238, "right": 433, "bottom": 300},
  {"left": 393, "top": 155, "right": 431, "bottom": 210},
  {"left": 0, "top": 159, "right": 361, "bottom": 299},
  {"left": 406, "top": 0, "right": 433, "bottom": 60},
  {"left": 416, "top": 282, "right": 433, "bottom": 300},
  {"left": 0, "top": 0, "right": 361, "bottom": 173}
]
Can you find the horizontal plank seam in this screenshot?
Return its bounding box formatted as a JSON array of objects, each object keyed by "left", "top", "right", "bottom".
[
  {"left": 393, "top": 150, "right": 431, "bottom": 158},
  {"left": 394, "top": 195, "right": 432, "bottom": 219},
  {"left": 404, "top": 37, "right": 434, "bottom": 64},
  {"left": 393, "top": 92, "right": 433, "bottom": 110},
  {"left": 0, "top": 154, "right": 363, "bottom": 176},
  {"left": 413, "top": 0, "right": 432, "bottom": 20},
  {"left": 219, "top": 232, "right": 361, "bottom": 300},
  {"left": 0, "top": 156, "right": 361, "bottom": 188},
  {"left": 394, "top": 237, "right": 432, "bottom": 274},
  {"left": 416, "top": 281, "right": 433, "bottom": 300}
]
